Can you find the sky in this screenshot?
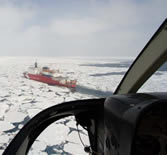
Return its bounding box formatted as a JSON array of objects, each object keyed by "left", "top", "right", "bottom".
[{"left": 0, "top": 0, "right": 166, "bottom": 57}]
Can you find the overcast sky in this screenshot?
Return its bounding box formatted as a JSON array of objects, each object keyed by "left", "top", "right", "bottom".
[{"left": 0, "top": 0, "right": 166, "bottom": 57}]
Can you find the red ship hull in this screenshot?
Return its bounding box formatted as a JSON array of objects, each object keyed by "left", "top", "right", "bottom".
[{"left": 24, "top": 72, "right": 76, "bottom": 88}]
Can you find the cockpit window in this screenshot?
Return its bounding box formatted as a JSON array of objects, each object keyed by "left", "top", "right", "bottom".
[
  {"left": 139, "top": 62, "right": 167, "bottom": 92},
  {"left": 28, "top": 116, "right": 89, "bottom": 155}
]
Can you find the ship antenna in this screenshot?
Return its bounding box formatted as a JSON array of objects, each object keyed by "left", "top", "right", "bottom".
[{"left": 35, "top": 59, "right": 38, "bottom": 68}]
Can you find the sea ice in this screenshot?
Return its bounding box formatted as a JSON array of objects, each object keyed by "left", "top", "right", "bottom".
[
  {"left": 1, "top": 56, "right": 167, "bottom": 154},
  {"left": 4, "top": 111, "right": 27, "bottom": 123},
  {"left": 0, "top": 121, "right": 14, "bottom": 132},
  {"left": 0, "top": 104, "right": 9, "bottom": 120}
]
